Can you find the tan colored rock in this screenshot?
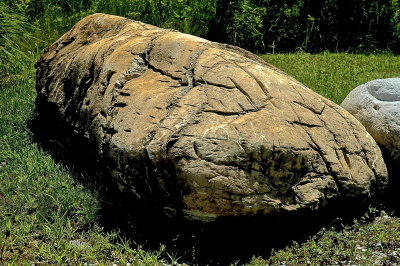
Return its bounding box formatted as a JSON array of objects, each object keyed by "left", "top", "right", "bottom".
[{"left": 35, "top": 13, "right": 387, "bottom": 221}]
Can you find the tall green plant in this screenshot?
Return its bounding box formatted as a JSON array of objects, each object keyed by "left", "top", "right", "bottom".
[
  {"left": 0, "top": 2, "right": 31, "bottom": 78},
  {"left": 211, "top": 0, "right": 400, "bottom": 54},
  {"left": 93, "top": 0, "right": 216, "bottom": 37},
  {"left": 260, "top": 0, "right": 304, "bottom": 53},
  {"left": 226, "top": 0, "right": 266, "bottom": 52},
  {"left": 390, "top": 0, "right": 400, "bottom": 53},
  {"left": 209, "top": 0, "right": 267, "bottom": 52},
  {"left": 26, "top": 0, "right": 94, "bottom": 18}
]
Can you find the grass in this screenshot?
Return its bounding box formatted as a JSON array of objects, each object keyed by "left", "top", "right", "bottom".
[
  {"left": 261, "top": 52, "right": 400, "bottom": 104},
  {"left": 0, "top": 51, "right": 400, "bottom": 265},
  {"left": 250, "top": 212, "right": 400, "bottom": 265}
]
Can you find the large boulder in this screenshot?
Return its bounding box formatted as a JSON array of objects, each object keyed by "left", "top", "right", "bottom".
[
  {"left": 35, "top": 13, "right": 387, "bottom": 221},
  {"left": 341, "top": 78, "right": 400, "bottom": 164}
]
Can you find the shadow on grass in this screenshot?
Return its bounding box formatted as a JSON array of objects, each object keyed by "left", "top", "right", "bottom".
[
  {"left": 380, "top": 148, "right": 400, "bottom": 216},
  {"left": 28, "top": 111, "right": 397, "bottom": 266}
]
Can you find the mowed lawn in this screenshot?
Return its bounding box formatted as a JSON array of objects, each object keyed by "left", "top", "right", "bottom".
[
  {"left": 262, "top": 53, "right": 400, "bottom": 104},
  {"left": 0, "top": 53, "right": 399, "bottom": 265}
]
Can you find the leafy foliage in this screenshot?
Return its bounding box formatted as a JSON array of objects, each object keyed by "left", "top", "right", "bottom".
[
  {"left": 3, "top": 0, "right": 400, "bottom": 54},
  {"left": 212, "top": 0, "right": 400, "bottom": 53},
  {"left": 93, "top": 0, "right": 217, "bottom": 36},
  {"left": 218, "top": 0, "right": 267, "bottom": 53}
]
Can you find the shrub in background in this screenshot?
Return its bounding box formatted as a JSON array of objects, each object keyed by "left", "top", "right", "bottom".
[
  {"left": 93, "top": 0, "right": 216, "bottom": 37},
  {"left": 391, "top": 0, "right": 400, "bottom": 54},
  {"left": 301, "top": 0, "right": 400, "bottom": 53},
  {"left": 1, "top": 0, "right": 217, "bottom": 51},
  {"left": 1, "top": 0, "right": 400, "bottom": 55},
  {"left": 209, "top": 0, "right": 266, "bottom": 53},
  {"left": 211, "top": 0, "right": 400, "bottom": 54}
]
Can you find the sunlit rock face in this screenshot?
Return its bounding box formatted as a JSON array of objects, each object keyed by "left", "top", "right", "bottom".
[
  {"left": 342, "top": 78, "right": 400, "bottom": 164},
  {"left": 35, "top": 13, "right": 387, "bottom": 221},
  {"left": 342, "top": 78, "right": 399, "bottom": 203}
]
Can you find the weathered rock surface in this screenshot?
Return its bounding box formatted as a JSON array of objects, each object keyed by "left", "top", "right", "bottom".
[
  {"left": 35, "top": 13, "right": 387, "bottom": 221},
  {"left": 341, "top": 78, "right": 400, "bottom": 163}
]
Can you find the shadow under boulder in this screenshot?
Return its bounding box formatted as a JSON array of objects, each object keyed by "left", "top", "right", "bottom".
[{"left": 380, "top": 147, "right": 400, "bottom": 214}]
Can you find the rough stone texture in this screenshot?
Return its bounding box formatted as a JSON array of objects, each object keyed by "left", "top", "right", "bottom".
[
  {"left": 35, "top": 13, "right": 387, "bottom": 221},
  {"left": 341, "top": 78, "right": 400, "bottom": 163}
]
